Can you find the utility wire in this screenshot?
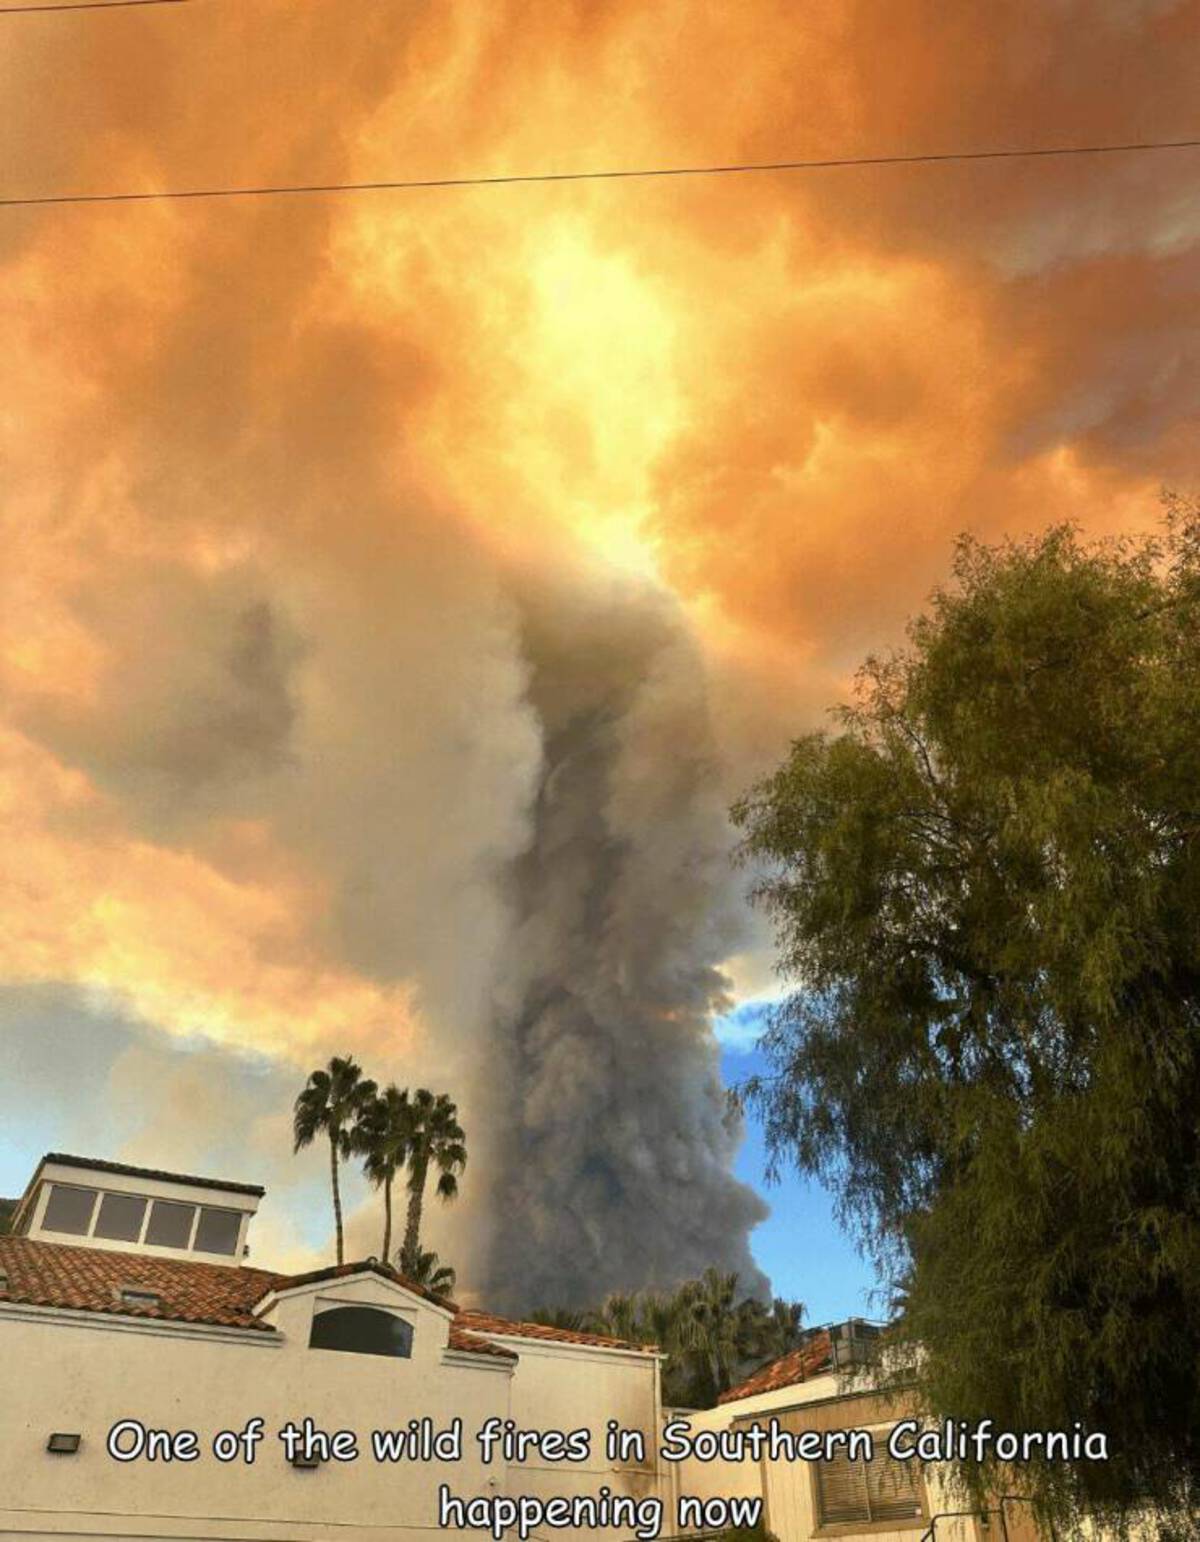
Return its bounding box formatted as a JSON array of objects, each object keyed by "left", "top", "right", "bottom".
[
  {"left": 0, "top": 1, "right": 195, "bottom": 11},
  {"left": 0, "top": 0, "right": 191, "bottom": 11},
  {"left": 1, "top": 136, "right": 1198, "bottom": 210}
]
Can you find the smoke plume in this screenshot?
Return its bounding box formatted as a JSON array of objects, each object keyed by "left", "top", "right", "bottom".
[
  {"left": 2, "top": 0, "right": 1197, "bottom": 1306},
  {"left": 478, "top": 578, "right": 766, "bottom": 1308}
]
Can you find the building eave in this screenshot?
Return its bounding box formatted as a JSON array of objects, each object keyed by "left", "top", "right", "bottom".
[
  {"left": 252, "top": 1265, "right": 457, "bottom": 1322},
  {"left": 0, "top": 1297, "right": 282, "bottom": 1347},
  {"left": 474, "top": 1330, "right": 661, "bottom": 1365}
]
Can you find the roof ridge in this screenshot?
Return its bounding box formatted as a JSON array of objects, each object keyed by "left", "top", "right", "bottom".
[
  {"left": 37, "top": 1152, "right": 265, "bottom": 1197},
  {"left": 455, "top": 1307, "right": 651, "bottom": 1351},
  {"left": 273, "top": 1257, "right": 459, "bottom": 1313}
]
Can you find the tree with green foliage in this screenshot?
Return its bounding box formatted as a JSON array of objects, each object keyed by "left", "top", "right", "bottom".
[
  {"left": 528, "top": 1305, "right": 598, "bottom": 1335},
  {"left": 402, "top": 1246, "right": 457, "bottom": 1299},
  {"left": 398, "top": 1088, "right": 466, "bottom": 1275},
  {"left": 532, "top": 1273, "right": 807, "bottom": 1408},
  {"left": 733, "top": 506, "right": 1200, "bottom": 1534},
  {"left": 293, "top": 1055, "right": 377, "bottom": 1267},
  {"left": 355, "top": 1083, "right": 411, "bottom": 1264},
  {"left": 0, "top": 1198, "right": 15, "bottom": 1236},
  {"left": 673, "top": 1267, "right": 744, "bottom": 1406},
  {"left": 592, "top": 1289, "right": 644, "bottom": 1343},
  {"left": 735, "top": 1294, "right": 806, "bottom": 1368}
]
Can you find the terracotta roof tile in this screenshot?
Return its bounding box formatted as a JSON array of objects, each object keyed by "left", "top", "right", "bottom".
[
  {"left": 448, "top": 1326, "right": 518, "bottom": 1360},
  {"left": 718, "top": 1329, "right": 834, "bottom": 1404},
  {"left": 274, "top": 1257, "right": 460, "bottom": 1314},
  {"left": 0, "top": 1238, "right": 513, "bottom": 1359},
  {"left": 457, "top": 1308, "right": 649, "bottom": 1351},
  {"left": 0, "top": 1235, "right": 277, "bottom": 1332},
  {"left": 0, "top": 1238, "right": 658, "bottom": 1363}
]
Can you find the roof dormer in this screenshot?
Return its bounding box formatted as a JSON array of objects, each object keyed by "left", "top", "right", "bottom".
[{"left": 11, "top": 1154, "right": 263, "bottom": 1265}]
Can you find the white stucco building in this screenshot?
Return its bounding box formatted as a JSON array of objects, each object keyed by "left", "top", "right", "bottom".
[
  {"left": 0, "top": 1153, "right": 664, "bottom": 1542},
  {"left": 671, "top": 1324, "right": 1046, "bottom": 1542},
  {"left": 0, "top": 1152, "right": 1072, "bottom": 1542}
]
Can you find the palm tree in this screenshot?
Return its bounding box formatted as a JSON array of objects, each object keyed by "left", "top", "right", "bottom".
[
  {"left": 765, "top": 1296, "right": 806, "bottom": 1356},
  {"left": 529, "top": 1305, "right": 599, "bottom": 1334},
  {"left": 399, "top": 1088, "right": 466, "bottom": 1273},
  {"left": 355, "top": 1084, "right": 411, "bottom": 1264},
  {"left": 639, "top": 1289, "right": 683, "bottom": 1355},
  {"left": 734, "top": 1293, "right": 802, "bottom": 1366},
  {"left": 293, "top": 1055, "right": 377, "bottom": 1266},
  {"left": 402, "top": 1247, "right": 457, "bottom": 1299},
  {"left": 526, "top": 1276, "right": 806, "bottom": 1408},
  {"left": 595, "top": 1290, "right": 644, "bottom": 1343},
  {"left": 673, "top": 1267, "right": 743, "bottom": 1404}
]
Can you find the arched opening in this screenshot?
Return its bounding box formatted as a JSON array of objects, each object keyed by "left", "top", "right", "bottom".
[{"left": 308, "top": 1305, "right": 414, "bottom": 1359}]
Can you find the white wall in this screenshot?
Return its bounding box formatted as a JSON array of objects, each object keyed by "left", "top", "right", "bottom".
[
  {"left": 664, "top": 1381, "right": 988, "bottom": 1542},
  {"left": 0, "top": 1273, "right": 664, "bottom": 1542},
  {"left": 659, "top": 1375, "right": 845, "bottom": 1520},
  {"left": 0, "top": 1273, "right": 508, "bottom": 1542},
  {"left": 489, "top": 1334, "right": 666, "bottom": 1542}
]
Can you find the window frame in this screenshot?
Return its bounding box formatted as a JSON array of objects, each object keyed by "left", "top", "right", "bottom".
[
  {"left": 40, "top": 1183, "right": 100, "bottom": 1237},
  {"left": 308, "top": 1302, "right": 416, "bottom": 1360},
  {"left": 92, "top": 1191, "right": 150, "bottom": 1244},
  {"left": 143, "top": 1198, "right": 199, "bottom": 1250},
  {"left": 812, "top": 1428, "right": 927, "bottom": 1536},
  {"left": 193, "top": 1205, "right": 242, "bottom": 1256},
  {"left": 32, "top": 1178, "right": 248, "bottom": 1257}
]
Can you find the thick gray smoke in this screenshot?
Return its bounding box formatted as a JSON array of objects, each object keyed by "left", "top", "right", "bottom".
[
  {"left": 473, "top": 577, "right": 769, "bottom": 1312},
  {"left": 2, "top": 2, "right": 775, "bottom": 1300},
  {"left": 6, "top": 495, "right": 772, "bottom": 1308}
]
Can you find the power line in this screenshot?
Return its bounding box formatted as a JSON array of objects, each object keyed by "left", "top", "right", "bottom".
[
  {"left": 1, "top": 136, "right": 1197, "bottom": 210},
  {"left": 0, "top": 0, "right": 191, "bottom": 11}
]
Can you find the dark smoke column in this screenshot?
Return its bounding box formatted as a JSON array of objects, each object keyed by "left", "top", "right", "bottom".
[{"left": 478, "top": 577, "right": 768, "bottom": 1314}]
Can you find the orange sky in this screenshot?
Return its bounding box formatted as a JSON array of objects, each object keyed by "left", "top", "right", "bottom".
[{"left": 1, "top": 0, "right": 1197, "bottom": 1300}]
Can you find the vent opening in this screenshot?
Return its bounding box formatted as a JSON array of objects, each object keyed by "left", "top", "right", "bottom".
[{"left": 116, "top": 1286, "right": 163, "bottom": 1311}]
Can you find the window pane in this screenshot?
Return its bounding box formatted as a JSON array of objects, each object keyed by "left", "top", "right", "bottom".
[
  {"left": 866, "top": 1453, "right": 922, "bottom": 1521},
  {"left": 309, "top": 1306, "right": 414, "bottom": 1359},
  {"left": 42, "top": 1184, "right": 98, "bottom": 1236},
  {"left": 93, "top": 1192, "right": 147, "bottom": 1243},
  {"left": 144, "top": 1200, "right": 195, "bottom": 1249},
  {"left": 194, "top": 1207, "right": 240, "bottom": 1256},
  {"left": 816, "top": 1452, "right": 870, "bottom": 1525}
]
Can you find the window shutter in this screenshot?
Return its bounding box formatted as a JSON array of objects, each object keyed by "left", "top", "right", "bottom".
[
  {"left": 816, "top": 1444, "right": 923, "bottom": 1527},
  {"left": 816, "top": 1451, "right": 871, "bottom": 1524},
  {"left": 866, "top": 1451, "right": 923, "bottom": 1521}
]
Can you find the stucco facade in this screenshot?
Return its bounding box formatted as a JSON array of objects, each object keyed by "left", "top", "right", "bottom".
[
  {"left": 0, "top": 1155, "right": 665, "bottom": 1542},
  {"left": 664, "top": 1352, "right": 984, "bottom": 1542}
]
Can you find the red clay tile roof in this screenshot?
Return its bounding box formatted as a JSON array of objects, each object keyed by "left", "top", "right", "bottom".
[
  {"left": 0, "top": 1235, "right": 278, "bottom": 1332},
  {"left": 0, "top": 1238, "right": 515, "bottom": 1359},
  {"left": 718, "top": 1329, "right": 834, "bottom": 1404},
  {"left": 272, "top": 1258, "right": 461, "bottom": 1314},
  {"left": 448, "top": 1326, "right": 518, "bottom": 1360},
  {"left": 457, "top": 1307, "right": 650, "bottom": 1352},
  {"left": 0, "top": 1237, "right": 658, "bottom": 1361}
]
